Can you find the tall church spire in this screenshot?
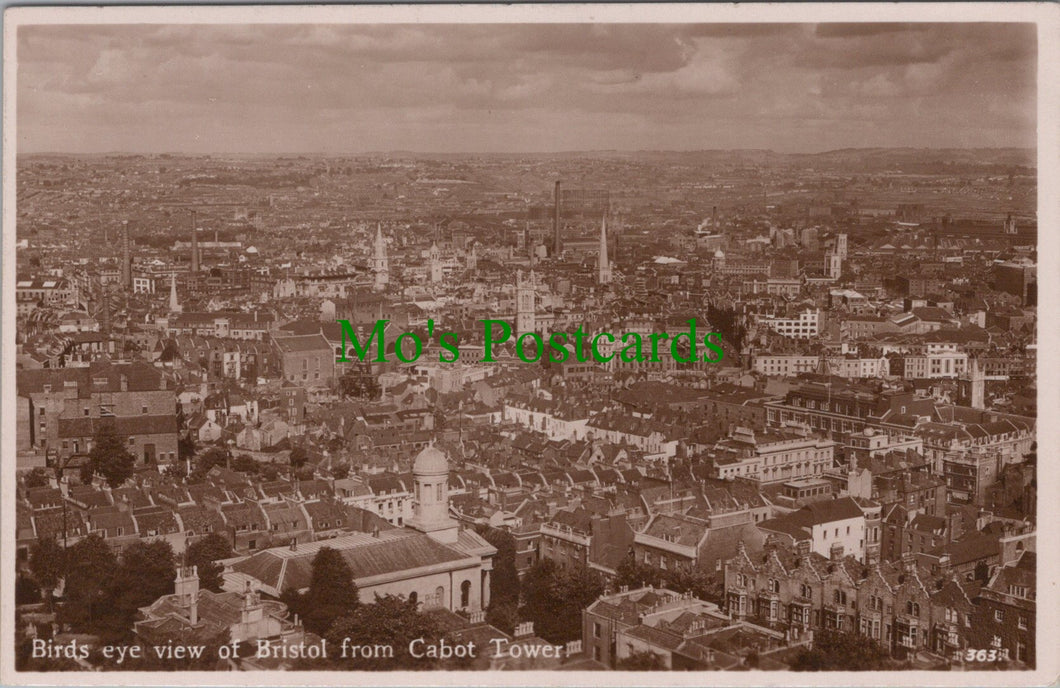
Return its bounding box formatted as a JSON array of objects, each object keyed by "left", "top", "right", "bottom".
[
  {"left": 169, "top": 273, "right": 181, "bottom": 313},
  {"left": 373, "top": 223, "right": 389, "bottom": 291},
  {"left": 598, "top": 215, "right": 611, "bottom": 285}
]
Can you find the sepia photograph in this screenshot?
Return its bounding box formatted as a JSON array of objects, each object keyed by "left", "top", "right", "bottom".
[{"left": 2, "top": 4, "right": 1056, "bottom": 686}]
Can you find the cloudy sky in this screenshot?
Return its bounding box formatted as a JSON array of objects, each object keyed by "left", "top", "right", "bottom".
[{"left": 17, "top": 22, "right": 1036, "bottom": 154}]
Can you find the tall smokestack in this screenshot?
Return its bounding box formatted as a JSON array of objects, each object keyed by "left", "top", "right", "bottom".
[
  {"left": 190, "top": 210, "right": 200, "bottom": 273},
  {"left": 121, "top": 221, "right": 132, "bottom": 291},
  {"left": 553, "top": 180, "right": 562, "bottom": 257}
]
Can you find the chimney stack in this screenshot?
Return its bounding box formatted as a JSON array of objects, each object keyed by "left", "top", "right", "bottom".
[
  {"left": 121, "top": 221, "right": 132, "bottom": 291},
  {"left": 190, "top": 210, "right": 200, "bottom": 273},
  {"left": 553, "top": 180, "right": 562, "bottom": 257}
]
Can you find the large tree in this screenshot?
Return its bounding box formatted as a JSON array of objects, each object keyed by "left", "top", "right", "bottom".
[
  {"left": 81, "top": 422, "right": 136, "bottom": 488},
  {"left": 283, "top": 546, "right": 360, "bottom": 636},
  {"left": 665, "top": 566, "right": 721, "bottom": 605},
  {"left": 477, "top": 526, "right": 520, "bottom": 633},
  {"left": 791, "top": 630, "right": 890, "bottom": 671},
  {"left": 520, "top": 559, "right": 604, "bottom": 644},
  {"left": 185, "top": 532, "right": 234, "bottom": 593},
  {"left": 58, "top": 534, "right": 118, "bottom": 634},
  {"left": 103, "top": 540, "right": 177, "bottom": 642},
  {"left": 188, "top": 446, "right": 229, "bottom": 484},
  {"left": 289, "top": 446, "right": 309, "bottom": 471},
  {"left": 321, "top": 594, "right": 466, "bottom": 670},
  {"left": 614, "top": 549, "right": 663, "bottom": 590},
  {"left": 29, "top": 538, "right": 65, "bottom": 605},
  {"left": 23, "top": 467, "right": 51, "bottom": 489}
]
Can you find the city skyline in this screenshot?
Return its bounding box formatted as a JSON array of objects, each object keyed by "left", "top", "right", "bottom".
[{"left": 17, "top": 23, "right": 1037, "bottom": 155}]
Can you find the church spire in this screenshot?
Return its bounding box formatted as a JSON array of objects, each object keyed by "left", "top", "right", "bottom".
[
  {"left": 373, "top": 223, "right": 389, "bottom": 291},
  {"left": 598, "top": 214, "right": 611, "bottom": 285},
  {"left": 168, "top": 273, "right": 181, "bottom": 313}
]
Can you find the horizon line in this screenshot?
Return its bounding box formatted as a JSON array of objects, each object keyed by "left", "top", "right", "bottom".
[{"left": 17, "top": 145, "right": 1038, "bottom": 158}]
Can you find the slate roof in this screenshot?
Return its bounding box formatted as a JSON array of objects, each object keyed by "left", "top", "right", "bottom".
[{"left": 230, "top": 530, "right": 476, "bottom": 593}]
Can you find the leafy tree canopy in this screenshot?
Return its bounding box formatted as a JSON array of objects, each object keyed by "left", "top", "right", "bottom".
[
  {"left": 185, "top": 533, "right": 235, "bottom": 593},
  {"left": 81, "top": 423, "right": 136, "bottom": 488}
]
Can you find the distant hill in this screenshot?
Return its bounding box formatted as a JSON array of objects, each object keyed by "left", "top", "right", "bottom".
[
  {"left": 20, "top": 147, "right": 1036, "bottom": 174},
  {"left": 375, "top": 147, "right": 1036, "bottom": 172}
]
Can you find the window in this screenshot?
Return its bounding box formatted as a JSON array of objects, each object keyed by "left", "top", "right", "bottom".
[
  {"left": 460, "top": 580, "right": 471, "bottom": 608},
  {"left": 142, "top": 405, "right": 148, "bottom": 415},
  {"left": 991, "top": 635, "right": 1002, "bottom": 649},
  {"left": 768, "top": 579, "right": 780, "bottom": 594},
  {"left": 994, "top": 609, "right": 1004, "bottom": 623},
  {"left": 1018, "top": 615, "right": 1027, "bottom": 630},
  {"left": 593, "top": 622, "right": 601, "bottom": 639}
]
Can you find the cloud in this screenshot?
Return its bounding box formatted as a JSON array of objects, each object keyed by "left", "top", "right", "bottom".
[{"left": 16, "top": 22, "right": 1036, "bottom": 154}]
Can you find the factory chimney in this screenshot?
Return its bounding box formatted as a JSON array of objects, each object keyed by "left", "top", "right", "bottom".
[
  {"left": 121, "top": 221, "right": 132, "bottom": 291},
  {"left": 553, "top": 180, "right": 562, "bottom": 257},
  {"left": 190, "top": 210, "right": 200, "bottom": 273}
]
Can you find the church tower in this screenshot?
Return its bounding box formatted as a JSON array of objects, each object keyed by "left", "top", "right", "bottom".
[
  {"left": 408, "top": 444, "right": 459, "bottom": 543},
  {"left": 959, "top": 357, "right": 986, "bottom": 409},
  {"left": 828, "top": 252, "right": 842, "bottom": 280},
  {"left": 372, "top": 223, "right": 389, "bottom": 291},
  {"left": 516, "top": 270, "right": 536, "bottom": 335},
  {"left": 598, "top": 215, "right": 611, "bottom": 285}
]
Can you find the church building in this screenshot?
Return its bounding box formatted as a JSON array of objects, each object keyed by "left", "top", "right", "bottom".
[{"left": 227, "top": 444, "right": 497, "bottom": 613}]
